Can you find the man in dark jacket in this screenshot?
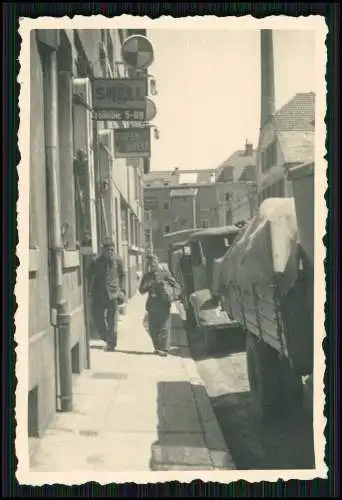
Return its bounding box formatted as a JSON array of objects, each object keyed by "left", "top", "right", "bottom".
[{"left": 88, "top": 238, "right": 126, "bottom": 351}]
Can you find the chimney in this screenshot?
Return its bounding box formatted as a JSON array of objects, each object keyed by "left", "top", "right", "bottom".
[
  {"left": 260, "top": 30, "right": 276, "bottom": 129},
  {"left": 245, "top": 139, "right": 253, "bottom": 157}
]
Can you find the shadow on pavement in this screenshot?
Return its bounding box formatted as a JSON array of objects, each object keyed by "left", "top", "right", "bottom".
[
  {"left": 167, "top": 312, "right": 193, "bottom": 359},
  {"left": 189, "top": 327, "right": 247, "bottom": 362},
  {"left": 149, "top": 381, "right": 225, "bottom": 471},
  {"left": 209, "top": 390, "right": 315, "bottom": 470}
]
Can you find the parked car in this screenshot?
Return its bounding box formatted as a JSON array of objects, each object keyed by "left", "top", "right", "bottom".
[{"left": 166, "top": 225, "right": 242, "bottom": 355}]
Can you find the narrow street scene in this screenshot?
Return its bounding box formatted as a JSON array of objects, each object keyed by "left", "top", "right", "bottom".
[
  {"left": 30, "top": 295, "right": 234, "bottom": 472},
  {"left": 20, "top": 17, "right": 326, "bottom": 481}
]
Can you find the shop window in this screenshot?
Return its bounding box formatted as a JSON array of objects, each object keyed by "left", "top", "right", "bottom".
[{"left": 73, "top": 77, "right": 98, "bottom": 253}]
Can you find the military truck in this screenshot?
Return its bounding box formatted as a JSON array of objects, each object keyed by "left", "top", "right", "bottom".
[
  {"left": 215, "top": 161, "right": 315, "bottom": 422},
  {"left": 165, "top": 225, "right": 242, "bottom": 354}
]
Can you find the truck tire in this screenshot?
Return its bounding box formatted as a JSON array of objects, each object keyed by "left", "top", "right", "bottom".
[
  {"left": 246, "top": 332, "right": 283, "bottom": 423},
  {"left": 186, "top": 304, "right": 197, "bottom": 348},
  {"left": 186, "top": 303, "right": 196, "bottom": 333},
  {"left": 280, "top": 356, "right": 304, "bottom": 416},
  {"left": 281, "top": 251, "right": 314, "bottom": 376}
]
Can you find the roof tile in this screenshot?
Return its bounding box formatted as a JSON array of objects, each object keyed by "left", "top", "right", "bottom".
[
  {"left": 277, "top": 131, "right": 315, "bottom": 164},
  {"left": 274, "top": 92, "right": 315, "bottom": 132}
]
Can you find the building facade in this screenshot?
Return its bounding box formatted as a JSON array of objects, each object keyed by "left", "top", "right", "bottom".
[
  {"left": 257, "top": 92, "right": 315, "bottom": 204},
  {"left": 257, "top": 30, "right": 315, "bottom": 204},
  {"left": 215, "top": 141, "right": 257, "bottom": 225},
  {"left": 144, "top": 168, "right": 219, "bottom": 262},
  {"left": 144, "top": 144, "right": 257, "bottom": 262},
  {"left": 29, "top": 28, "right": 148, "bottom": 440}
]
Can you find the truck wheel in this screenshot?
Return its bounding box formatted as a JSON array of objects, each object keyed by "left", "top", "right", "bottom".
[
  {"left": 246, "top": 332, "right": 283, "bottom": 424},
  {"left": 280, "top": 256, "right": 314, "bottom": 376},
  {"left": 280, "top": 356, "right": 304, "bottom": 416},
  {"left": 186, "top": 304, "right": 196, "bottom": 333},
  {"left": 186, "top": 305, "right": 197, "bottom": 347}
]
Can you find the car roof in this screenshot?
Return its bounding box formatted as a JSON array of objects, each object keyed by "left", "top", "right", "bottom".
[{"left": 190, "top": 225, "right": 241, "bottom": 240}]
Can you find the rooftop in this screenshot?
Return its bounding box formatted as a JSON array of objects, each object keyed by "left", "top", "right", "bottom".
[
  {"left": 273, "top": 92, "right": 315, "bottom": 132},
  {"left": 215, "top": 142, "right": 257, "bottom": 183},
  {"left": 277, "top": 130, "right": 315, "bottom": 164},
  {"left": 144, "top": 168, "right": 217, "bottom": 187}
]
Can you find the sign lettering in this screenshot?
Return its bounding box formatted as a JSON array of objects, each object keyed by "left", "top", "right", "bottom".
[
  {"left": 92, "top": 78, "right": 148, "bottom": 112},
  {"left": 94, "top": 110, "right": 146, "bottom": 122},
  {"left": 114, "top": 127, "right": 151, "bottom": 159}
]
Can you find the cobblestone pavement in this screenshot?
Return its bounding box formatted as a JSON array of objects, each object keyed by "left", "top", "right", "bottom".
[
  {"left": 30, "top": 294, "right": 235, "bottom": 473},
  {"left": 174, "top": 301, "right": 315, "bottom": 471},
  {"left": 192, "top": 334, "right": 315, "bottom": 470}
]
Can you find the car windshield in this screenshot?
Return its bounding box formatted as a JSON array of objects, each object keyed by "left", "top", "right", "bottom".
[{"left": 203, "top": 233, "right": 238, "bottom": 259}]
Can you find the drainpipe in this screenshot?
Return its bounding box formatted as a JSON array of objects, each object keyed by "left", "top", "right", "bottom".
[
  {"left": 192, "top": 195, "right": 197, "bottom": 229},
  {"left": 44, "top": 47, "right": 73, "bottom": 412}
]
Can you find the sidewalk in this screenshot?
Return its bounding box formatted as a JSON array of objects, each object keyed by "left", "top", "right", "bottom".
[{"left": 30, "top": 294, "right": 235, "bottom": 472}]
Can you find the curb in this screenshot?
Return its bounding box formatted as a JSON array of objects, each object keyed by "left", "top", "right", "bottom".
[{"left": 180, "top": 347, "right": 236, "bottom": 470}]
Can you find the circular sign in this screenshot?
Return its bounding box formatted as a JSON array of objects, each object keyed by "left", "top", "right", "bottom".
[
  {"left": 121, "top": 35, "right": 154, "bottom": 70},
  {"left": 145, "top": 97, "right": 157, "bottom": 121}
]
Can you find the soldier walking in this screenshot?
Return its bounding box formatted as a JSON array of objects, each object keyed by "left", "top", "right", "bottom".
[
  {"left": 88, "top": 238, "right": 126, "bottom": 351},
  {"left": 139, "top": 255, "right": 180, "bottom": 356}
]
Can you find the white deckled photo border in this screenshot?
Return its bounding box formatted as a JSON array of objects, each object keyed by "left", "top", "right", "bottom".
[{"left": 16, "top": 14, "right": 328, "bottom": 485}]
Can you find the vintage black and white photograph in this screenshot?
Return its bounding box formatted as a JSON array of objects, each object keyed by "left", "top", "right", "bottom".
[{"left": 16, "top": 15, "right": 327, "bottom": 484}]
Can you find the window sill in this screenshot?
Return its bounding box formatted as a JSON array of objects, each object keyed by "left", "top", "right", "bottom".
[
  {"left": 62, "top": 250, "right": 80, "bottom": 269},
  {"left": 29, "top": 249, "right": 40, "bottom": 273},
  {"left": 79, "top": 246, "right": 94, "bottom": 256}
]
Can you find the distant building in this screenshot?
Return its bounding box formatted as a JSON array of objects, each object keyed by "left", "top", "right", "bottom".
[
  {"left": 257, "top": 92, "right": 315, "bottom": 203},
  {"left": 144, "top": 141, "right": 258, "bottom": 260},
  {"left": 144, "top": 167, "right": 218, "bottom": 261},
  {"left": 257, "top": 30, "right": 315, "bottom": 204},
  {"left": 215, "top": 141, "right": 258, "bottom": 225}
]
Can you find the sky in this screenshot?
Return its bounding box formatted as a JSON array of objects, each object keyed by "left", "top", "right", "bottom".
[{"left": 146, "top": 29, "right": 316, "bottom": 172}]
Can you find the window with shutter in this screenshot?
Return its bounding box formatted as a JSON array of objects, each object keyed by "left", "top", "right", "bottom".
[
  {"left": 72, "top": 78, "right": 98, "bottom": 254},
  {"left": 57, "top": 45, "right": 77, "bottom": 251}
]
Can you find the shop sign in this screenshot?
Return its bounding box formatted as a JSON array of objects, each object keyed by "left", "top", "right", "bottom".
[
  {"left": 114, "top": 127, "right": 150, "bottom": 159},
  {"left": 92, "top": 78, "right": 148, "bottom": 116}
]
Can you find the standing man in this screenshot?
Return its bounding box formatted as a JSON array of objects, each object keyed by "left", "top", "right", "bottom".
[{"left": 88, "top": 238, "right": 126, "bottom": 351}]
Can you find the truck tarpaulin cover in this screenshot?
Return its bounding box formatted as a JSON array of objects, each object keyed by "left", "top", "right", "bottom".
[{"left": 221, "top": 198, "right": 299, "bottom": 294}]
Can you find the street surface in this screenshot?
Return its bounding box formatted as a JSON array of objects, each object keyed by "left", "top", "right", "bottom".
[
  {"left": 29, "top": 294, "right": 235, "bottom": 473},
  {"left": 193, "top": 331, "right": 315, "bottom": 470},
  {"left": 173, "top": 301, "right": 315, "bottom": 470},
  {"left": 30, "top": 295, "right": 314, "bottom": 473}
]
